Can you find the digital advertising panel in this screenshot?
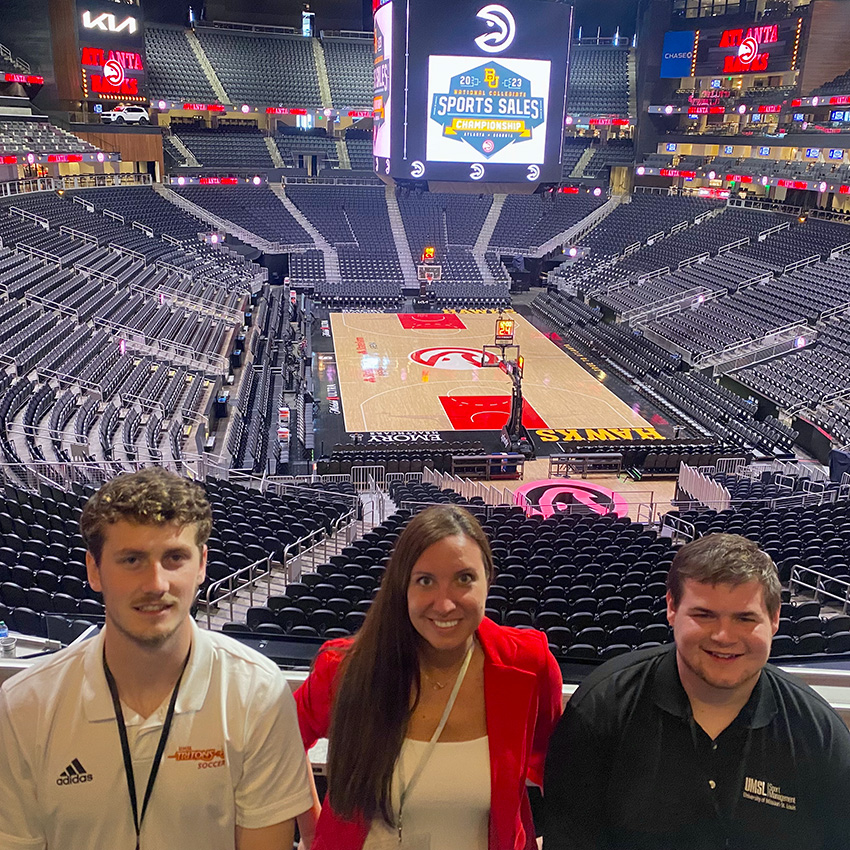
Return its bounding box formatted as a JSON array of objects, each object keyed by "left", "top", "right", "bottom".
[
  {"left": 693, "top": 18, "right": 801, "bottom": 77},
  {"left": 374, "top": 0, "right": 572, "bottom": 185},
  {"left": 76, "top": 0, "right": 148, "bottom": 105},
  {"left": 373, "top": 1, "right": 392, "bottom": 159},
  {"left": 660, "top": 31, "right": 696, "bottom": 78}
]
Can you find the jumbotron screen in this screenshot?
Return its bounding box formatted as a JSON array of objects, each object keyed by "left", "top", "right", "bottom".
[{"left": 374, "top": 0, "right": 572, "bottom": 184}]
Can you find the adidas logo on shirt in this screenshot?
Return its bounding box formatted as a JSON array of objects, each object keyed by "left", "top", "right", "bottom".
[{"left": 56, "top": 759, "right": 94, "bottom": 786}]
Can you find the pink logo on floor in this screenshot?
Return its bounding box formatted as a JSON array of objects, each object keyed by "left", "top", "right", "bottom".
[{"left": 514, "top": 479, "right": 629, "bottom": 518}]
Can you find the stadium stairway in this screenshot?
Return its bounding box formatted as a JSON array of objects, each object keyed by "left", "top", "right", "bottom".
[
  {"left": 335, "top": 138, "right": 351, "bottom": 170},
  {"left": 186, "top": 28, "right": 231, "bottom": 104},
  {"left": 535, "top": 195, "right": 622, "bottom": 257},
  {"left": 384, "top": 184, "right": 418, "bottom": 283},
  {"left": 154, "top": 184, "right": 280, "bottom": 253},
  {"left": 265, "top": 138, "right": 285, "bottom": 168},
  {"left": 474, "top": 196, "right": 505, "bottom": 283},
  {"left": 311, "top": 37, "right": 334, "bottom": 109},
  {"left": 167, "top": 134, "right": 200, "bottom": 167},
  {"left": 200, "top": 506, "right": 382, "bottom": 631},
  {"left": 270, "top": 184, "right": 340, "bottom": 282},
  {"left": 570, "top": 146, "right": 597, "bottom": 180}
]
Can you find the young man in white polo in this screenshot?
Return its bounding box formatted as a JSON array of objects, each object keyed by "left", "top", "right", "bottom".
[{"left": 0, "top": 467, "right": 314, "bottom": 850}]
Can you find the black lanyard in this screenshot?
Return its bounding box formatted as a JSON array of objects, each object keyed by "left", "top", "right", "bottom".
[{"left": 103, "top": 649, "right": 190, "bottom": 850}]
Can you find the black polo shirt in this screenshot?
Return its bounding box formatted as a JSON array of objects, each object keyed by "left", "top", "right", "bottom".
[{"left": 544, "top": 644, "right": 850, "bottom": 850}]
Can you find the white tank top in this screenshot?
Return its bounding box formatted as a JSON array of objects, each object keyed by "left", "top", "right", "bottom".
[{"left": 362, "top": 735, "right": 491, "bottom": 850}]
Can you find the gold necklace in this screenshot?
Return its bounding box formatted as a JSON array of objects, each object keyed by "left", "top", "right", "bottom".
[{"left": 420, "top": 650, "right": 470, "bottom": 690}]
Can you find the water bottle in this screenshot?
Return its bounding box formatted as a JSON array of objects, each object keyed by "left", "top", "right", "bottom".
[{"left": 0, "top": 621, "right": 13, "bottom": 658}]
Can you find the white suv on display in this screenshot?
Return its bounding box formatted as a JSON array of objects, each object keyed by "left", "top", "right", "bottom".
[{"left": 100, "top": 104, "right": 150, "bottom": 125}]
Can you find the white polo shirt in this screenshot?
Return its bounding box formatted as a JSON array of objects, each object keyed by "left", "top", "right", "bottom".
[{"left": 0, "top": 621, "right": 314, "bottom": 850}]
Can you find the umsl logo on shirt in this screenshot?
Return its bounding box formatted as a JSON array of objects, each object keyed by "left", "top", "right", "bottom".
[{"left": 167, "top": 745, "right": 226, "bottom": 770}]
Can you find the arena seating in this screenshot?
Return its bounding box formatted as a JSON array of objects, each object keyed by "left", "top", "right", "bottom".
[
  {"left": 642, "top": 253, "right": 850, "bottom": 360},
  {"left": 490, "top": 193, "right": 606, "bottom": 252},
  {"left": 70, "top": 186, "right": 208, "bottom": 242},
  {"left": 553, "top": 194, "right": 724, "bottom": 285},
  {"left": 809, "top": 67, "right": 850, "bottom": 97},
  {"left": 531, "top": 290, "right": 798, "bottom": 455},
  {"left": 214, "top": 484, "right": 850, "bottom": 662},
  {"left": 581, "top": 139, "right": 635, "bottom": 178},
  {"left": 731, "top": 315, "right": 850, "bottom": 412},
  {"left": 194, "top": 27, "right": 322, "bottom": 106},
  {"left": 0, "top": 476, "right": 355, "bottom": 638},
  {"left": 567, "top": 45, "right": 631, "bottom": 115},
  {"left": 560, "top": 137, "right": 593, "bottom": 180},
  {"left": 284, "top": 184, "right": 404, "bottom": 287},
  {"left": 275, "top": 129, "right": 339, "bottom": 169},
  {"left": 1, "top": 192, "right": 258, "bottom": 296},
  {"left": 0, "top": 119, "right": 99, "bottom": 157},
  {"left": 345, "top": 132, "right": 373, "bottom": 171},
  {"left": 145, "top": 26, "right": 218, "bottom": 102},
  {"left": 322, "top": 35, "right": 371, "bottom": 107},
  {"left": 172, "top": 126, "right": 276, "bottom": 169},
  {"left": 397, "top": 192, "right": 492, "bottom": 282},
  {"left": 290, "top": 249, "right": 326, "bottom": 287},
  {"left": 174, "top": 186, "right": 312, "bottom": 247},
  {"left": 582, "top": 208, "right": 790, "bottom": 293}
]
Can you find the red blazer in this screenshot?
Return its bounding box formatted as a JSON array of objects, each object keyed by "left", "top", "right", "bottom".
[{"left": 295, "top": 617, "right": 563, "bottom": 850}]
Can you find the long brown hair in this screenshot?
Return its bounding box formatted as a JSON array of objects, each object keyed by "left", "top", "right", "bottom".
[{"left": 325, "top": 505, "right": 494, "bottom": 826}]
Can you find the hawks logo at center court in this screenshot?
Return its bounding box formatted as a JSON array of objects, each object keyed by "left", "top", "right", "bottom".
[{"left": 409, "top": 347, "right": 501, "bottom": 370}]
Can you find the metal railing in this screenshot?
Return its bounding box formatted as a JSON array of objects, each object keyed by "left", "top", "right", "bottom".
[
  {"left": 678, "top": 462, "right": 732, "bottom": 511},
  {"left": 0, "top": 178, "right": 56, "bottom": 199},
  {"left": 790, "top": 566, "right": 850, "bottom": 615},
  {"left": 661, "top": 513, "right": 695, "bottom": 544},
  {"left": 203, "top": 554, "right": 273, "bottom": 629}
]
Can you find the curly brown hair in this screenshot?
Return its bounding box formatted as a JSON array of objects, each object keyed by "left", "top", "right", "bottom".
[{"left": 81, "top": 467, "right": 212, "bottom": 563}]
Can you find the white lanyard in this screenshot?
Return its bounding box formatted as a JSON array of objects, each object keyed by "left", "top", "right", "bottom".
[{"left": 396, "top": 643, "right": 474, "bottom": 844}]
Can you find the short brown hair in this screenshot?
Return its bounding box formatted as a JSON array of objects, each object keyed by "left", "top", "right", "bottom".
[
  {"left": 81, "top": 467, "right": 212, "bottom": 563},
  {"left": 667, "top": 533, "right": 781, "bottom": 617}
]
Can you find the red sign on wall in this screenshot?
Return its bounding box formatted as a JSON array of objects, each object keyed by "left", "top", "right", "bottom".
[{"left": 3, "top": 73, "right": 44, "bottom": 84}]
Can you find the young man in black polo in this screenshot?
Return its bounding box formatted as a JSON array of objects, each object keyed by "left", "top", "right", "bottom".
[{"left": 544, "top": 533, "right": 850, "bottom": 850}]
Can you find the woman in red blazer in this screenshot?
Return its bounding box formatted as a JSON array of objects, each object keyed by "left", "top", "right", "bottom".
[{"left": 295, "top": 505, "right": 563, "bottom": 850}]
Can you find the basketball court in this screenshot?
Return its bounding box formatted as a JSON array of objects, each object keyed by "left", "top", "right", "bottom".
[{"left": 328, "top": 312, "right": 663, "bottom": 439}]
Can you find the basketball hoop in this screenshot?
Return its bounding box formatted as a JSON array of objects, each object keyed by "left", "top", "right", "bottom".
[{"left": 425, "top": 271, "right": 434, "bottom": 283}]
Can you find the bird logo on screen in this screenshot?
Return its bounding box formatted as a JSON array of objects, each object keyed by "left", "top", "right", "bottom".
[{"left": 474, "top": 5, "right": 516, "bottom": 54}]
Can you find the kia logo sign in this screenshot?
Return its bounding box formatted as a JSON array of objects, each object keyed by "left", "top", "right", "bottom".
[
  {"left": 82, "top": 11, "right": 138, "bottom": 34},
  {"left": 474, "top": 5, "right": 516, "bottom": 54}
]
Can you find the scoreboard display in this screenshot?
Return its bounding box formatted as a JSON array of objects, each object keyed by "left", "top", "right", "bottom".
[{"left": 374, "top": 0, "right": 572, "bottom": 185}]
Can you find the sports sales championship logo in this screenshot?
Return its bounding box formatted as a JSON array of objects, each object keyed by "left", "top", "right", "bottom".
[{"left": 429, "top": 61, "right": 545, "bottom": 158}]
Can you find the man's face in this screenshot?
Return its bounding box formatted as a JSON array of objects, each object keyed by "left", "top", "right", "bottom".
[
  {"left": 668, "top": 578, "right": 779, "bottom": 700},
  {"left": 86, "top": 520, "right": 207, "bottom": 651}
]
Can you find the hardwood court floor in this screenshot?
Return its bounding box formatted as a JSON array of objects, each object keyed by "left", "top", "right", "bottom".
[{"left": 329, "top": 312, "right": 654, "bottom": 434}]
